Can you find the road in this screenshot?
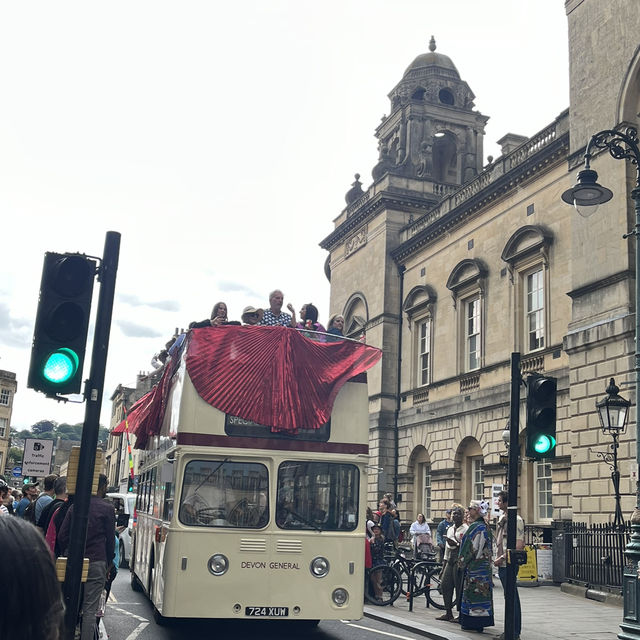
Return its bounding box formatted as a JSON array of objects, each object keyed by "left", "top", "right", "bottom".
[{"left": 102, "top": 569, "right": 426, "bottom": 640}]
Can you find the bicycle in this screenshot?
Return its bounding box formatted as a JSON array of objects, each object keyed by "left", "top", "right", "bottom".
[
  {"left": 386, "top": 545, "right": 445, "bottom": 609},
  {"left": 364, "top": 563, "right": 403, "bottom": 606}
]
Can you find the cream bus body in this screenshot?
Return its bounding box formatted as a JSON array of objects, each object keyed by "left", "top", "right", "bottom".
[{"left": 130, "top": 353, "right": 369, "bottom": 623}]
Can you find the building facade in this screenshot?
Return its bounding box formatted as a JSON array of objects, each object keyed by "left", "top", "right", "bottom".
[
  {"left": 0, "top": 370, "right": 17, "bottom": 477},
  {"left": 321, "top": 0, "right": 640, "bottom": 527}
]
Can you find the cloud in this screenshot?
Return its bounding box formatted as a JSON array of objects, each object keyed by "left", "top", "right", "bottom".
[
  {"left": 118, "top": 320, "right": 164, "bottom": 339},
  {"left": 0, "top": 301, "right": 33, "bottom": 348},
  {"left": 217, "top": 280, "right": 261, "bottom": 297},
  {"left": 118, "top": 293, "right": 180, "bottom": 312}
]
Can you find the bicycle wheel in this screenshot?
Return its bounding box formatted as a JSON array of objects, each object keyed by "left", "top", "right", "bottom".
[
  {"left": 409, "top": 562, "right": 431, "bottom": 598},
  {"left": 425, "top": 567, "right": 446, "bottom": 610},
  {"left": 392, "top": 560, "right": 410, "bottom": 596},
  {"left": 364, "top": 565, "right": 402, "bottom": 606}
]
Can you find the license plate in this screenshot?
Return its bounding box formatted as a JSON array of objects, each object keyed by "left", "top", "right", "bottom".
[{"left": 245, "top": 606, "right": 289, "bottom": 617}]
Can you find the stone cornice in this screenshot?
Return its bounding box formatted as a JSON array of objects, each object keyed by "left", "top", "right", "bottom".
[
  {"left": 566, "top": 270, "right": 633, "bottom": 299},
  {"left": 319, "top": 190, "right": 434, "bottom": 251},
  {"left": 391, "top": 133, "right": 569, "bottom": 262}
]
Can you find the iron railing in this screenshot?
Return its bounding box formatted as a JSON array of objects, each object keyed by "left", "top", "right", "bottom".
[{"left": 565, "top": 521, "right": 630, "bottom": 591}]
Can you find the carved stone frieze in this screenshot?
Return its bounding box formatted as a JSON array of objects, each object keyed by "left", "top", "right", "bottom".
[{"left": 344, "top": 225, "right": 368, "bottom": 259}]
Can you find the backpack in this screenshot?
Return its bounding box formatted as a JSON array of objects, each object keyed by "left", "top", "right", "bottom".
[{"left": 23, "top": 500, "right": 37, "bottom": 524}]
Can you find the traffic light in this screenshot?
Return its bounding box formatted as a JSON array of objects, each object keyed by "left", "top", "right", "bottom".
[
  {"left": 28, "top": 252, "right": 97, "bottom": 396},
  {"left": 127, "top": 476, "right": 134, "bottom": 492},
  {"left": 525, "top": 374, "right": 557, "bottom": 459}
]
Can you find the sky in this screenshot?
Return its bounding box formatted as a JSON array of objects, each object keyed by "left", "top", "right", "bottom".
[{"left": 0, "top": 1, "right": 569, "bottom": 431}]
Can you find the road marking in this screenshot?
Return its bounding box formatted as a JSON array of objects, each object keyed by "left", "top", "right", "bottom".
[
  {"left": 124, "top": 622, "right": 149, "bottom": 640},
  {"left": 108, "top": 605, "right": 149, "bottom": 622},
  {"left": 341, "top": 620, "right": 417, "bottom": 639}
]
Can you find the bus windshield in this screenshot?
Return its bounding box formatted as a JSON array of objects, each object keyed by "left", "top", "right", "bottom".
[
  {"left": 178, "top": 460, "right": 269, "bottom": 528},
  {"left": 275, "top": 461, "right": 359, "bottom": 532}
]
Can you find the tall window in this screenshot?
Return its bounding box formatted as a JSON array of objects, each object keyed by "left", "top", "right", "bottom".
[
  {"left": 0, "top": 389, "right": 10, "bottom": 406},
  {"left": 526, "top": 268, "right": 545, "bottom": 351},
  {"left": 0, "top": 418, "right": 7, "bottom": 438},
  {"left": 423, "top": 463, "right": 432, "bottom": 520},
  {"left": 472, "top": 457, "right": 484, "bottom": 501},
  {"left": 535, "top": 460, "right": 553, "bottom": 520},
  {"left": 466, "top": 297, "right": 481, "bottom": 371},
  {"left": 418, "top": 319, "right": 431, "bottom": 386}
]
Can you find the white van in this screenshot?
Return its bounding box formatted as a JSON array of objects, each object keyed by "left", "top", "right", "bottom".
[{"left": 106, "top": 492, "right": 136, "bottom": 567}]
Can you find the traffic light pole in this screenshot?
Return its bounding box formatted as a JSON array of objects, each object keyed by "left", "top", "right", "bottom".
[
  {"left": 505, "top": 352, "right": 521, "bottom": 640},
  {"left": 62, "top": 232, "right": 120, "bottom": 640}
]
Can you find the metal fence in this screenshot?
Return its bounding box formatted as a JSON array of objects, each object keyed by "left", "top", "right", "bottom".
[{"left": 564, "top": 521, "right": 630, "bottom": 591}]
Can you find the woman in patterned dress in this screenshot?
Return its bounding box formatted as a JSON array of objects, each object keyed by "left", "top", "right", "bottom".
[{"left": 457, "top": 499, "right": 494, "bottom": 632}]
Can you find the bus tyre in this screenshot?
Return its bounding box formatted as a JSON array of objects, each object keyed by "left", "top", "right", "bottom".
[{"left": 130, "top": 571, "right": 143, "bottom": 592}]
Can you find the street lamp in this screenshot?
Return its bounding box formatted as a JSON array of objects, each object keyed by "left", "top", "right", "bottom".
[
  {"left": 593, "top": 378, "right": 630, "bottom": 529},
  {"left": 561, "top": 126, "right": 640, "bottom": 639}
]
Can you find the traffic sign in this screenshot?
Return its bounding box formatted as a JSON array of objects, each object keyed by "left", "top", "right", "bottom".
[
  {"left": 12, "top": 466, "right": 22, "bottom": 477},
  {"left": 22, "top": 438, "right": 54, "bottom": 476}
]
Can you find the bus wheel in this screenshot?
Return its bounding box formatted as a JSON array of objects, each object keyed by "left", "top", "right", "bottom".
[{"left": 130, "top": 570, "right": 143, "bottom": 592}]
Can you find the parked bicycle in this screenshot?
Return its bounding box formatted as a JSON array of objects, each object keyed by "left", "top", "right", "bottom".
[
  {"left": 385, "top": 543, "right": 445, "bottom": 609},
  {"left": 364, "top": 563, "right": 403, "bottom": 606}
]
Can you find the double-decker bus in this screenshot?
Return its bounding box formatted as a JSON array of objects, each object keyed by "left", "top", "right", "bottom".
[{"left": 121, "top": 325, "right": 380, "bottom": 625}]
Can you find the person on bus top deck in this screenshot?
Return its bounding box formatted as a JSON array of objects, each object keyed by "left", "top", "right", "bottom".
[
  {"left": 296, "top": 303, "right": 326, "bottom": 341},
  {"left": 241, "top": 306, "right": 264, "bottom": 326},
  {"left": 326, "top": 314, "right": 345, "bottom": 341},
  {"left": 189, "top": 301, "right": 240, "bottom": 329},
  {"left": 259, "top": 289, "right": 297, "bottom": 327}
]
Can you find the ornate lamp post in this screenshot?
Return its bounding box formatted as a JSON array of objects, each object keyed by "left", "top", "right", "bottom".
[
  {"left": 562, "top": 127, "right": 640, "bottom": 640},
  {"left": 594, "top": 378, "right": 630, "bottom": 529}
]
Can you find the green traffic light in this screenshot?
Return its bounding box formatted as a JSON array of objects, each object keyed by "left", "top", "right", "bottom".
[
  {"left": 42, "top": 348, "right": 79, "bottom": 384},
  {"left": 533, "top": 433, "right": 556, "bottom": 455}
]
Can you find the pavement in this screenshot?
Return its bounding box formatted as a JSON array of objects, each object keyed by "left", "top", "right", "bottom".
[{"left": 363, "top": 581, "right": 623, "bottom": 640}]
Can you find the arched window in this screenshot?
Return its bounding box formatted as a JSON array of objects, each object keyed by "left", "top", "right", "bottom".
[
  {"left": 404, "top": 285, "right": 437, "bottom": 387},
  {"left": 501, "top": 225, "right": 553, "bottom": 353},
  {"left": 456, "top": 437, "right": 485, "bottom": 506},
  {"left": 446, "top": 259, "right": 487, "bottom": 373},
  {"left": 433, "top": 131, "right": 458, "bottom": 183},
  {"left": 343, "top": 292, "right": 369, "bottom": 338},
  {"left": 410, "top": 445, "right": 432, "bottom": 521}
]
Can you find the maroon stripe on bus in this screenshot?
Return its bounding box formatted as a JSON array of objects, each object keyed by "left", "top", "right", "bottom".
[{"left": 176, "top": 432, "right": 369, "bottom": 454}]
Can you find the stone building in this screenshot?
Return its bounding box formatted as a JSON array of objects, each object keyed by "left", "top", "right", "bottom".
[
  {"left": 106, "top": 370, "right": 162, "bottom": 492},
  {"left": 320, "top": 0, "right": 640, "bottom": 528},
  {"left": 0, "top": 369, "right": 17, "bottom": 476}
]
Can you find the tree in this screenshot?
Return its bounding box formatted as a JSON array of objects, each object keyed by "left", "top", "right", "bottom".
[
  {"left": 8, "top": 447, "right": 22, "bottom": 464},
  {"left": 31, "top": 419, "right": 56, "bottom": 435}
]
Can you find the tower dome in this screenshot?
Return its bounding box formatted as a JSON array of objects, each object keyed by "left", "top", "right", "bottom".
[{"left": 403, "top": 36, "right": 460, "bottom": 80}]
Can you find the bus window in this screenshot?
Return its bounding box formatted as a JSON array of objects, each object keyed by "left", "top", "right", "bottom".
[
  {"left": 276, "top": 462, "right": 359, "bottom": 531},
  {"left": 178, "top": 460, "right": 268, "bottom": 528}
]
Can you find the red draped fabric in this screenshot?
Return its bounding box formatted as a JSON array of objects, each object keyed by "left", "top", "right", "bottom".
[{"left": 113, "top": 326, "right": 381, "bottom": 447}]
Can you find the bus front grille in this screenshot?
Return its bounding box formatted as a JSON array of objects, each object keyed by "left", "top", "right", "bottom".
[
  {"left": 239, "top": 538, "right": 267, "bottom": 553},
  {"left": 276, "top": 540, "right": 302, "bottom": 553}
]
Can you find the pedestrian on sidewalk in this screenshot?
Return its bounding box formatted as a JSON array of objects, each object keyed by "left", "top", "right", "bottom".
[
  {"left": 494, "top": 489, "right": 524, "bottom": 640},
  {"left": 457, "top": 499, "right": 494, "bottom": 632},
  {"left": 436, "top": 508, "right": 453, "bottom": 562},
  {"left": 437, "top": 505, "right": 468, "bottom": 622}
]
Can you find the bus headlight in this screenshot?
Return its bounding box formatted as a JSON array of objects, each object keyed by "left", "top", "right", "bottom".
[
  {"left": 332, "top": 588, "right": 348, "bottom": 606},
  {"left": 207, "top": 554, "right": 229, "bottom": 576},
  {"left": 310, "top": 556, "right": 330, "bottom": 578}
]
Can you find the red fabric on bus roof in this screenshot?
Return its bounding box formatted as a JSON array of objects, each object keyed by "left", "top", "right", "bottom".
[
  {"left": 114, "top": 326, "right": 381, "bottom": 446},
  {"left": 186, "top": 325, "right": 381, "bottom": 433}
]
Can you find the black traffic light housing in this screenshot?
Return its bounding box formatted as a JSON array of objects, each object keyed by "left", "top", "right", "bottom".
[
  {"left": 27, "top": 252, "right": 97, "bottom": 396},
  {"left": 525, "top": 373, "right": 557, "bottom": 459}
]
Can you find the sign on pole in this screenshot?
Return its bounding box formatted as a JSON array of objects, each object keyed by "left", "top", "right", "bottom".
[
  {"left": 12, "top": 466, "right": 22, "bottom": 477},
  {"left": 22, "top": 438, "right": 54, "bottom": 477},
  {"left": 491, "top": 483, "right": 504, "bottom": 518}
]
